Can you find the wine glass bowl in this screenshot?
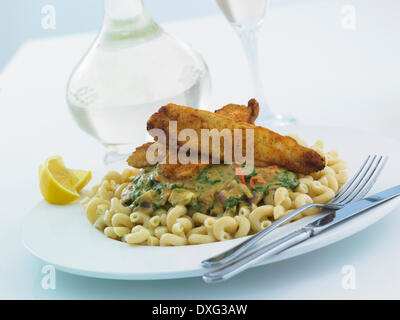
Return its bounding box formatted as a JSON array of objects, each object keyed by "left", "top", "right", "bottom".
[{"left": 216, "top": 0, "right": 267, "bottom": 26}]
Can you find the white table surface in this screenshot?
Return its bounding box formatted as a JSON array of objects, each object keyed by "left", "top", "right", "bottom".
[{"left": 1, "top": 0, "right": 400, "bottom": 299}]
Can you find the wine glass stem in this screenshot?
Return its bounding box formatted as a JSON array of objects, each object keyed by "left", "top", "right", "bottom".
[{"left": 237, "top": 28, "right": 272, "bottom": 118}]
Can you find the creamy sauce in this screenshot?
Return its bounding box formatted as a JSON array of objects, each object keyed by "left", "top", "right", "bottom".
[{"left": 122, "top": 164, "right": 298, "bottom": 215}]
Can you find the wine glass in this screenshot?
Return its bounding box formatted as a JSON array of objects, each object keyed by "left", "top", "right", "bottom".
[{"left": 216, "top": 0, "right": 296, "bottom": 126}]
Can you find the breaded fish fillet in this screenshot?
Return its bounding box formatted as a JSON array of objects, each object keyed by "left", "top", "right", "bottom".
[
  {"left": 126, "top": 143, "right": 207, "bottom": 179},
  {"left": 215, "top": 99, "right": 259, "bottom": 124},
  {"left": 160, "top": 157, "right": 209, "bottom": 180},
  {"left": 126, "top": 142, "right": 158, "bottom": 168},
  {"left": 147, "top": 104, "right": 325, "bottom": 175},
  {"left": 127, "top": 101, "right": 261, "bottom": 179}
]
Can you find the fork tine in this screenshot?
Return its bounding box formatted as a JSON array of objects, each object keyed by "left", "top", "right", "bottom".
[
  {"left": 332, "top": 155, "right": 371, "bottom": 202},
  {"left": 333, "top": 155, "right": 377, "bottom": 204},
  {"left": 335, "top": 155, "right": 378, "bottom": 204},
  {"left": 347, "top": 156, "right": 388, "bottom": 203},
  {"left": 340, "top": 155, "right": 381, "bottom": 203}
]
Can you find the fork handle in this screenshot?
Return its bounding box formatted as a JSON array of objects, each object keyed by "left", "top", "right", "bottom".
[
  {"left": 201, "top": 202, "right": 338, "bottom": 268},
  {"left": 202, "top": 228, "right": 312, "bottom": 283}
]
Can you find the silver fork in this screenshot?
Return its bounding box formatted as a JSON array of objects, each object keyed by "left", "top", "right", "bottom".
[{"left": 202, "top": 155, "right": 388, "bottom": 268}]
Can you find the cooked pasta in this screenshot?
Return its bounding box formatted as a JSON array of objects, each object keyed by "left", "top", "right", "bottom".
[
  {"left": 123, "top": 226, "right": 151, "bottom": 245},
  {"left": 82, "top": 137, "right": 348, "bottom": 246},
  {"left": 213, "top": 216, "right": 237, "bottom": 241}
]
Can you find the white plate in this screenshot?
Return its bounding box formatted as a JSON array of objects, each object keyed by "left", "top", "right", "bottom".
[{"left": 22, "top": 126, "right": 400, "bottom": 280}]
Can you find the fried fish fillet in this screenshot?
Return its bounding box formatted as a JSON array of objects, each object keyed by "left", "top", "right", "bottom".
[
  {"left": 127, "top": 101, "right": 261, "bottom": 179},
  {"left": 147, "top": 104, "right": 325, "bottom": 175},
  {"left": 160, "top": 155, "right": 209, "bottom": 180},
  {"left": 126, "top": 142, "right": 158, "bottom": 168},
  {"left": 215, "top": 99, "right": 259, "bottom": 124},
  {"left": 127, "top": 143, "right": 208, "bottom": 179}
]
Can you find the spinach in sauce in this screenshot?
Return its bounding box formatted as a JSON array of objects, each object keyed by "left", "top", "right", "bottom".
[{"left": 124, "top": 164, "right": 299, "bottom": 214}]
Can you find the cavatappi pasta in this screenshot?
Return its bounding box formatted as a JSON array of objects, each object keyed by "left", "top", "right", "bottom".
[{"left": 82, "top": 137, "right": 348, "bottom": 246}]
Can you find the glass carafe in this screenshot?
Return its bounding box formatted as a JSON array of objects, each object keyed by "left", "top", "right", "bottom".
[{"left": 67, "top": 0, "right": 211, "bottom": 163}]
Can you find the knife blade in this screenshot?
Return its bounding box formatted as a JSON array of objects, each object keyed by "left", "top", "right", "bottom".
[{"left": 309, "top": 185, "right": 400, "bottom": 235}]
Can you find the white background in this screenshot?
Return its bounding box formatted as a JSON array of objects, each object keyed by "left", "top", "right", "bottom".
[{"left": 1, "top": 0, "right": 400, "bottom": 299}]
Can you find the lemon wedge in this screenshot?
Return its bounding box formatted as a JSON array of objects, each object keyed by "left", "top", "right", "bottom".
[
  {"left": 39, "top": 156, "right": 91, "bottom": 205},
  {"left": 70, "top": 169, "right": 92, "bottom": 191}
]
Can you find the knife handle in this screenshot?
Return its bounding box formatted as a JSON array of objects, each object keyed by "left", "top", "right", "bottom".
[{"left": 202, "top": 227, "right": 312, "bottom": 283}]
